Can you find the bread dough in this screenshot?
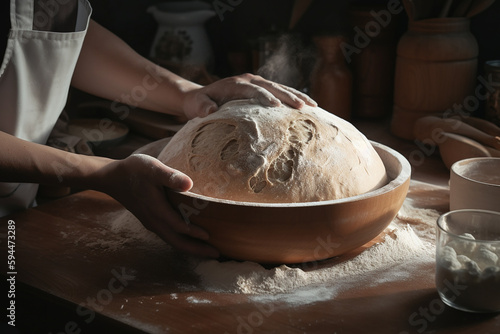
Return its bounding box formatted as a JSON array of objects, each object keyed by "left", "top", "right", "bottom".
[{"left": 158, "top": 100, "right": 387, "bottom": 203}]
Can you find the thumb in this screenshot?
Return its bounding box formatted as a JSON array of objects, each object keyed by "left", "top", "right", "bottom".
[
  {"left": 161, "top": 166, "right": 193, "bottom": 192},
  {"left": 195, "top": 94, "right": 218, "bottom": 117}
]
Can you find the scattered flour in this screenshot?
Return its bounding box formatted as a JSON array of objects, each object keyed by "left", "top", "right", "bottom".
[
  {"left": 71, "top": 193, "right": 443, "bottom": 307},
  {"left": 194, "top": 225, "right": 433, "bottom": 295},
  {"left": 107, "top": 210, "right": 165, "bottom": 245},
  {"left": 82, "top": 210, "right": 167, "bottom": 251},
  {"left": 396, "top": 200, "right": 439, "bottom": 242},
  {"left": 186, "top": 296, "right": 212, "bottom": 304},
  {"left": 193, "top": 200, "right": 440, "bottom": 305},
  {"left": 250, "top": 285, "right": 342, "bottom": 305}
]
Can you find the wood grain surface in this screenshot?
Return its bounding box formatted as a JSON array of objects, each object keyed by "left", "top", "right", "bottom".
[{"left": 2, "top": 120, "right": 499, "bottom": 333}]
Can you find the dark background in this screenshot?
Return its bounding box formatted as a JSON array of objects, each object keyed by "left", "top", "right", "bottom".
[
  {"left": 68, "top": 0, "right": 500, "bottom": 120},
  {"left": 87, "top": 0, "right": 500, "bottom": 77},
  {"left": 88, "top": 0, "right": 352, "bottom": 78}
]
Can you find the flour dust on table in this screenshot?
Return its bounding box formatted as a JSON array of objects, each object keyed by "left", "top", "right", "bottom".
[
  {"left": 80, "top": 210, "right": 167, "bottom": 251},
  {"left": 193, "top": 199, "right": 440, "bottom": 305},
  {"left": 74, "top": 191, "right": 440, "bottom": 307}
]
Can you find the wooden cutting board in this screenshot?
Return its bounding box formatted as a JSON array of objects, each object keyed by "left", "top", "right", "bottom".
[
  {"left": 123, "top": 108, "right": 184, "bottom": 140},
  {"left": 76, "top": 100, "right": 185, "bottom": 140}
]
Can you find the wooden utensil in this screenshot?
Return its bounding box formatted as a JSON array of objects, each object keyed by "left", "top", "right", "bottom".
[
  {"left": 403, "top": 0, "right": 416, "bottom": 20},
  {"left": 417, "top": 0, "right": 447, "bottom": 19},
  {"left": 414, "top": 116, "right": 500, "bottom": 150},
  {"left": 289, "top": 0, "right": 313, "bottom": 30},
  {"left": 459, "top": 116, "right": 500, "bottom": 137},
  {"left": 466, "top": 0, "right": 496, "bottom": 17},
  {"left": 410, "top": 0, "right": 435, "bottom": 20},
  {"left": 439, "top": 0, "right": 454, "bottom": 17},
  {"left": 438, "top": 132, "right": 491, "bottom": 169},
  {"left": 485, "top": 146, "right": 500, "bottom": 157},
  {"left": 412, "top": 0, "right": 428, "bottom": 19},
  {"left": 451, "top": 0, "right": 473, "bottom": 16}
]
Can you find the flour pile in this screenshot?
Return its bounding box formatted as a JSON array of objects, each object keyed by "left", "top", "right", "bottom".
[{"left": 193, "top": 199, "right": 440, "bottom": 302}]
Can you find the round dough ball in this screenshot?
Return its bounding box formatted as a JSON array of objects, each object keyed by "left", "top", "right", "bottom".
[{"left": 158, "top": 100, "right": 387, "bottom": 203}]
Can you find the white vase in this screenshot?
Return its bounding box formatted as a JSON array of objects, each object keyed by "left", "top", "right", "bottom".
[{"left": 147, "top": 1, "right": 216, "bottom": 68}]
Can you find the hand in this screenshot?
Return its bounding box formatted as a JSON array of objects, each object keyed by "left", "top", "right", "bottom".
[
  {"left": 183, "top": 73, "right": 317, "bottom": 119},
  {"left": 98, "top": 154, "right": 219, "bottom": 258}
]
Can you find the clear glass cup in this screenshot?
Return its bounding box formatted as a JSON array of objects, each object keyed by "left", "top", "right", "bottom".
[{"left": 436, "top": 209, "right": 500, "bottom": 313}]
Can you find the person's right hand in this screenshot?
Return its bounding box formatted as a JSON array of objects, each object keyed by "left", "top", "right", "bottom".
[
  {"left": 182, "top": 73, "right": 317, "bottom": 119},
  {"left": 96, "top": 154, "right": 220, "bottom": 258}
]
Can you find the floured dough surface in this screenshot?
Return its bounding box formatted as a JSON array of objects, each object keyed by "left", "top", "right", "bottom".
[{"left": 158, "top": 100, "right": 387, "bottom": 203}]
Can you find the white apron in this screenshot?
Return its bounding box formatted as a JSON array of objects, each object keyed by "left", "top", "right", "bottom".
[{"left": 0, "top": 0, "right": 92, "bottom": 217}]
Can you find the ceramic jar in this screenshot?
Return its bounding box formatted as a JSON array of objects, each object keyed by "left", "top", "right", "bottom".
[
  {"left": 148, "top": 1, "right": 215, "bottom": 68},
  {"left": 309, "top": 35, "right": 352, "bottom": 120},
  {"left": 349, "top": 7, "right": 398, "bottom": 119},
  {"left": 391, "top": 18, "right": 478, "bottom": 140},
  {"left": 449, "top": 157, "right": 500, "bottom": 212}
]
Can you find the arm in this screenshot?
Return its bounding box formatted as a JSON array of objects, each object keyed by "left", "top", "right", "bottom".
[
  {"left": 71, "top": 20, "right": 197, "bottom": 118},
  {"left": 72, "top": 20, "right": 316, "bottom": 120},
  {"left": 0, "top": 131, "right": 218, "bottom": 258}
]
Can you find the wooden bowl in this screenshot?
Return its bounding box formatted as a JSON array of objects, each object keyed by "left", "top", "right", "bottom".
[
  {"left": 167, "top": 141, "right": 411, "bottom": 264},
  {"left": 68, "top": 119, "right": 129, "bottom": 149}
]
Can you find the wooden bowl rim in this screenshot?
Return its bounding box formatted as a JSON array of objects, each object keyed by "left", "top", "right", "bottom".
[{"left": 171, "top": 141, "right": 411, "bottom": 208}]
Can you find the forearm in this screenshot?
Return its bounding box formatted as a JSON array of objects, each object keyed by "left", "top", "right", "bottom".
[
  {"left": 0, "top": 131, "right": 218, "bottom": 256},
  {"left": 0, "top": 131, "right": 112, "bottom": 191},
  {"left": 71, "top": 20, "right": 200, "bottom": 117},
  {"left": 72, "top": 21, "right": 316, "bottom": 122}
]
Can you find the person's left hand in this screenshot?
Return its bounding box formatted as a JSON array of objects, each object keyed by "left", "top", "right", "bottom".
[
  {"left": 96, "top": 154, "right": 219, "bottom": 258},
  {"left": 182, "top": 73, "right": 317, "bottom": 120}
]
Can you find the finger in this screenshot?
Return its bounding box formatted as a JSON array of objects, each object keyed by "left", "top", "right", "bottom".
[
  {"left": 144, "top": 189, "right": 210, "bottom": 241},
  {"left": 250, "top": 79, "right": 306, "bottom": 109},
  {"left": 251, "top": 85, "right": 282, "bottom": 107},
  {"left": 154, "top": 162, "right": 193, "bottom": 192},
  {"left": 195, "top": 94, "right": 219, "bottom": 117},
  {"left": 205, "top": 78, "right": 281, "bottom": 107},
  {"left": 150, "top": 215, "right": 220, "bottom": 258},
  {"left": 280, "top": 85, "right": 318, "bottom": 107},
  {"left": 167, "top": 170, "right": 193, "bottom": 192},
  {"left": 161, "top": 225, "right": 220, "bottom": 258},
  {"left": 173, "top": 234, "right": 220, "bottom": 259},
  {"left": 152, "top": 200, "right": 220, "bottom": 257},
  {"left": 148, "top": 161, "right": 210, "bottom": 241}
]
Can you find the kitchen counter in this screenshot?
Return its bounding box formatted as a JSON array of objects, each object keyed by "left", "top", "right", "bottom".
[{"left": 2, "top": 120, "right": 499, "bottom": 334}]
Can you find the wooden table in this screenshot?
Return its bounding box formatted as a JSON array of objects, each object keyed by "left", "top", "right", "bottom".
[{"left": 2, "top": 121, "right": 499, "bottom": 334}]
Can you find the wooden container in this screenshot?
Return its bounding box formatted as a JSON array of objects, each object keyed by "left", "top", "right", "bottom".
[
  {"left": 167, "top": 141, "right": 410, "bottom": 264},
  {"left": 309, "top": 35, "right": 353, "bottom": 120},
  {"left": 391, "top": 18, "right": 478, "bottom": 140},
  {"left": 349, "top": 7, "right": 398, "bottom": 119}
]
